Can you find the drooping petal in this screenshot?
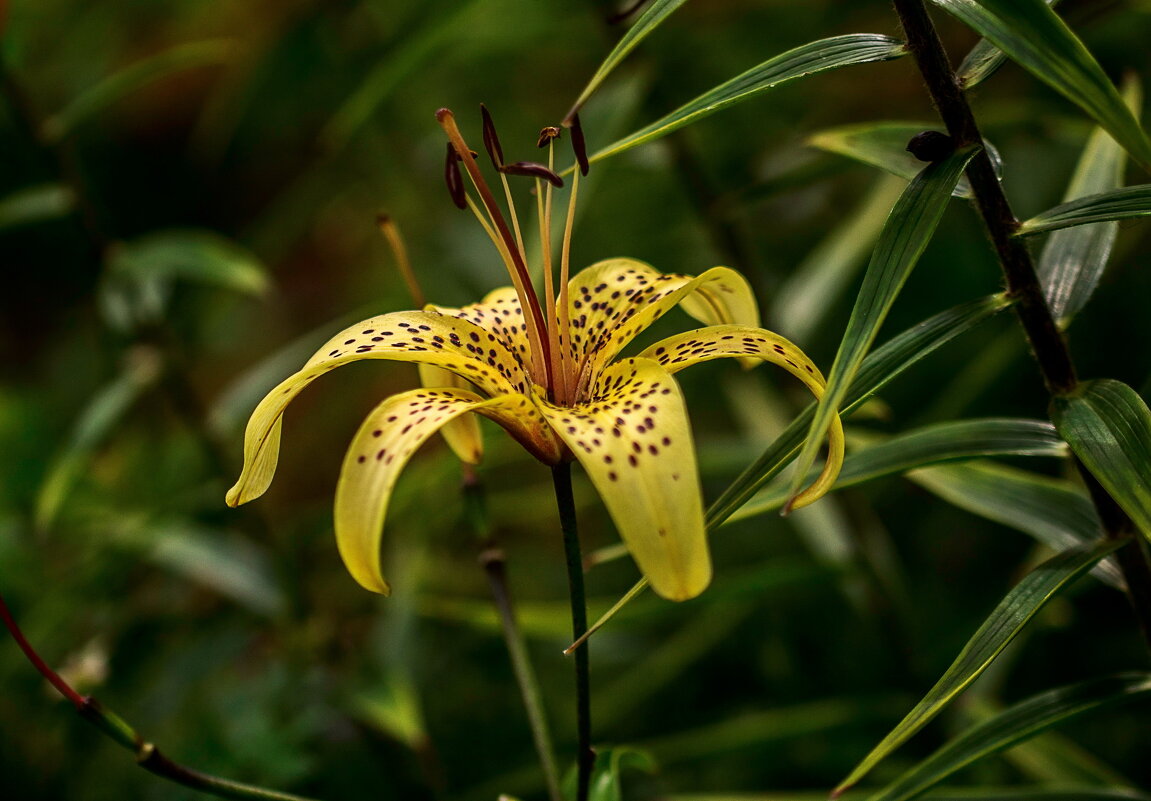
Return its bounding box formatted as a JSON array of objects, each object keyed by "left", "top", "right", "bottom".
[
  {"left": 429, "top": 287, "right": 533, "bottom": 376},
  {"left": 564, "top": 258, "right": 759, "bottom": 390},
  {"left": 418, "top": 363, "right": 483, "bottom": 464},
  {"left": 226, "top": 310, "right": 527, "bottom": 507},
  {"left": 335, "top": 387, "right": 558, "bottom": 594},
  {"left": 637, "top": 324, "right": 846, "bottom": 511},
  {"left": 536, "top": 357, "right": 711, "bottom": 601}
]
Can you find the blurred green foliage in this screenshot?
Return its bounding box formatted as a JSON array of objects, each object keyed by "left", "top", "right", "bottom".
[{"left": 3, "top": 1, "right": 1151, "bottom": 799}]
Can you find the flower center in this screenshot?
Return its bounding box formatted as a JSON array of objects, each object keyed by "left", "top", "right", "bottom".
[{"left": 436, "top": 107, "right": 589, "bottom": 407}]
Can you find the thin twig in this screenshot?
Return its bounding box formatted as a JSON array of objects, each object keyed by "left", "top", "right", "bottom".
[
  {"left": 892, "top": 0, "right": 1151, "bottom": 653},
  {"left": 0, "top": 590, "right": 323, "bottom": 801}
]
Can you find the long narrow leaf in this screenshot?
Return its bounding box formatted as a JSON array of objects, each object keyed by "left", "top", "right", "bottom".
[
  {"left": 1017, "top": 185, "right": 1151, "bottom": 236},
  {"left": 1038, "top": 78, "right": 1139, "bottom": 325},
  {"left": 930, "top": 0, "right": 1151, "bottom": 170},
  {"left": 787, "top": 147, "right": 978, "bottom": 509},
  {"left": 586, "top": 34, "right": 906, "bottom": 165},
  {"left": 955, "top": 0, "right": 1060, "bottom": 90},
  {"left": 910, "top": 461, "right": 1120, "bottom": 588},
  {"left": 44, "top": 40, "right": 235, "bottom": 142},
  {"left": 1051, "top": 379, "right": 1151, "bottom": 540},
  {"left": 572, "top": 293, "right": 1012, "bottom": 649},
  {"left": 861, "top": 673, "right": 1151, "bottom": 801},
  {"left": 836, "top": 538, "right": 1126, "bottom": 796},
  {"left": 734, "top": 419, "right": 1067, "bottom": 520},
  {"left": 566, "top": 0, "right": 692, "bottom": 119}
]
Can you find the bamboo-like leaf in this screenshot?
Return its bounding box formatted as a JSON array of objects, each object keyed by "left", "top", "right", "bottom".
[
  {"left": 108, "top": 229, "right": 270, "bottom": 296},
  {"left": 788, "top": 147, "right": 978, "bottom": 509},
  {"left": 734, "top": 419, "right": 1067, "bottom": 520},
  {"left": 910, "top": 461, "right": 1121, "bottom": 588},
  {"left": 1051, "top": 379, "right": 1151, "bottom": 541},
  {"left": 930, "top": 0, "right": 1151, "bottom": 170},
  {"left": 861, "top": 673, "right": 1151, "bottom": 801},
  {"left": 808, "top": 122, "right": 982, "bottom": 198},
  {"left": 923, "top": 789, "right": 1151, "bottom": 801},
  {"left": 835, "top": 538, "right": 1126, "bottom": 796},
  {"left": 572, "top": 293, "right": 1012, "bottom": 649},
  {"left": 43, "top": 40, "right": 235, "bottom": 142},
  {"left": 955, "top": 0, "right": 1060, "bottom": 90},
  {"left": 586, "top": 35, "right": 907, "bottom": 165},
  {"left": 1017, "top": 185, "right": 1151, "bottom": 236},
  {"left": 566, "top": 0, "right": 692, "bottom": 119},
  {"left": 1039, "top": 78, "right": 1140, "bottom": 326}
]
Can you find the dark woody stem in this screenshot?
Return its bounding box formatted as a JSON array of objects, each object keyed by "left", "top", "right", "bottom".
[
  {"left": 553, "top": 462, "right": 594, "bottom": 801},
  {"left": 0, "top": 591, "right": 322, "bottom": 801},
  {"left": 892, "top": 0, "right": 1151, "bottom": 652}
]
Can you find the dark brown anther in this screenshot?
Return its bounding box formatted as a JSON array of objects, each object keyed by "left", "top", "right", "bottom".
[
  {"left": 444, "top": 143, "right": 467, "bottom": 209},
  {"left": 501, "top": 161, "right": 564, "bottom": 188},
  {"left": 480, "top": 103, "right": 504, "bottom": 169},
  {"left": 536, "top": 126, "right": 562, "bottom": 149},
  {"left": 906, "top": 130, "right": 955, "bottom": 163},
  {"left": 570, "top": 113, "right": 589, "bottom": 176}
]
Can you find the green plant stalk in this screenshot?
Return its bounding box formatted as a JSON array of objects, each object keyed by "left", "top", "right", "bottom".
[
  {"left": 553, "top": 462, "right": 593, "bottom": 801},
  {"left": 0, "top": 591, "right": 322, "bottom": 801},
  {"left": 892, "top": 0, "right": 1151, "bottom": 652},
  {"left": 465, "top": 470, "right": 563, "bottom": 801}
]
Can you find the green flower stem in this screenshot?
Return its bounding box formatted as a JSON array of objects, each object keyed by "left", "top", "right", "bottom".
[
  {"left": 0, "top": 590, "right": 322, "bottom": 801},
  {"left": 553, "top": 462, "right": 593, "bottom": 801},
  {"left": 465, "top": 469, "right": 563, "bottom": 801},
  {"left": 892, "top": 0, "right": 1151, "bottom": 653}
]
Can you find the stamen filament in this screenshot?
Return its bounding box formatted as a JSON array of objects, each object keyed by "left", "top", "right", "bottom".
[
  {"left": 500, "top": 172, "right": 527, "bottom": 264},
  {"left": 437, "top": 108, "right": 552, "bottom": 389},
  {"left": 538, "top": 174, "right": 561, "bottom": 402},
  {"left": 557, "top": 169, "right": 580, "bottom": 405},
  {"left": 376, "top": 214, "right": 426, "bottom": 308}
]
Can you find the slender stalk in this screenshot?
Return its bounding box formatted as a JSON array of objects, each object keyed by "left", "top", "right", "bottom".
[
  {"left": 0, "top": 591, "right": 322, "bottom": 801},
  {"left": 892, "top": 0, "right": 1151, "bottom": 652},
  {"left": 553, "top": 462, "right": 593, "bottom": 801},
  {"left": 463, "top": 470, "right": 563, "bottom": 801}
]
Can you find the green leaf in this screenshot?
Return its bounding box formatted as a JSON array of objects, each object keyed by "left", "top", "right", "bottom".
[
  {"left": 43, "top": 40, "right": 235, "bottom": 142},
  {"left": 787, "top": 147, "right": 979, "bottom": 509},
  {"left": 955, "top": 0, "right": 1060, "bottom": 90},
  {"left": 1017, "top": 185, "right": 1151, "bottom": 236},
  {"left": 1039, "top": 77, "right": 1140, "bottom": 326},
  {"left": 861, "top": 673, "right": 1151, "bottom": 801},
  {"left": 35, "top": 352, "right": 163, "bottom": 530},
  {"left": 734, "top": 419, "right": 1067, "bottom": 520},
  {"left": 0, "top": 183, "right": 75, "bottom": 230},
  {"left": 566, "top": 0, "right": 692, "bottom": 119},
  {"left": 586, "top": 747, "right": 656, "bottom": 801},
  {"left": 1051, "top": 379, "right": 1151, "bottom": 541},
  {"left": 109, "top": 229, "right": 270, "bottom": 296},
  {"left": 808, "top": 121, "right": 992, "bottom": 198},
  {"left": 835, "top": 538, "right": 1126, "bottom": 796},
  {"left": 575, "top": 293, "right": 1012, "bottom": 647},
  {"left": 923, "top": 789, "right": 1151, "bottom": 801},
  {"left": 930, "top": 0, "right": 1151, "bottom": 170},
  {"left": 772, "top": 175, "right": 906, "bottom": 342},
  {"left": 586, "top": 34, "right": 907, "bottom": 165},
  {"left": 910, "top": 462, "right": 1121, "bottom": 588}
]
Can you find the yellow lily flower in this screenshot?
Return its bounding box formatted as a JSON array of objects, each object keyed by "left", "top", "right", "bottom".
[{"left": 226, "top": 108, "right": 844, "bottom": 602}]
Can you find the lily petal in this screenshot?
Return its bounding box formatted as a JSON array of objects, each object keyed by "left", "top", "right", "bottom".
[
  {"left": 638, "top": 324, "right": 846, "bottom": 511},
  {"left": 226, "top": 310, "right": 526, "bottom": 507},
  {"left": 565, "top": 258, "right": 759, "bottom": 386},
  {"left": 336, "top": 387, "right": 553, "bottom": 594},
  {"left": 429, "top": 287, "right": 533, "bottom": 376},
  {"left": 418, "top": 363, "right": 483, "bottom": 464},
  {"left": 536, "top": 357, "right": 711, "bottom": 601}
]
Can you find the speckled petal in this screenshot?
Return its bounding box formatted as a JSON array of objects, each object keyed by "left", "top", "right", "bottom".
[
  {"left": 429, "top": 287, "right": 533, "bottom": 376},
  {"left": 418, "top": 363, "right": 483, "bottom": 464},
  {"left": 225, "top": 310, "right": 525, "bottom": 508},
  {"left": 638, "top": 324, "right": 846, "bottom": 511},
  {"left": 565, "top": 258, "right": 758, "bottom": 387},
  {"left": 536, "top": 357, "right": 710, "bottom": 601},
  {"left": 335, "top": 387, "right": 547, "bottom": 594}
]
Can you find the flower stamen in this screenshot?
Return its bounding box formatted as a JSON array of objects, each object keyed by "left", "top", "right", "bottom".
[{"left": 376, "top": 214, "right": 425, "bottom": 307}]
